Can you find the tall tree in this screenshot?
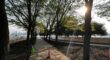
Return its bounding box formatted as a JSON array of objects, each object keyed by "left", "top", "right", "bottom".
[
  {"left": 6, "top": 0, "right": 47, "bottom": 59},
  {"left": 59, "top": 16, "right": 78, "bottom": 36},
  {"left": 75, "top": 22, "right": 107, "bottom": 36},
  {"left": 83, "top": 0, "right": 93, "bottom": 60},
  {"left": 26, "top": 0, "right": 32, "bottom": 60},
  {"left": 44, "top": 0, "right": 75, "bottom": 41},
  {"left": 92, "top": 22, "right": 107, "bottom": 35},
  {"left": 55, "top": 0, "right": 76, "bottom": 42},
  {"left": 0, "top": 0, "right": 9, "bottom": 60}
]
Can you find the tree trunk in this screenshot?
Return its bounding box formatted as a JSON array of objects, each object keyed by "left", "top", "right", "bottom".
[
  {"left": 55, "top": 11, "right": 59, "bottom": 42},
  {"left": 26, "top": 26, "right": 32, "bottom": 60},
  {"left": 55, "top": 32, "right": 58, "bottom": 42},
  {"left": 49, "top": 34, "right": 51, "bottom": 41},
  {"left": 26, "top": 0, "right": 32, "bottom": 60},
  {"left": 31, "top": 28, "right": 36, "bottom": 45},
  {"left": 83, "top": 0, "right": 93, "bottom": 60},
  {"left": 0, "top": 0, "right": 9, "bottom": 60}
]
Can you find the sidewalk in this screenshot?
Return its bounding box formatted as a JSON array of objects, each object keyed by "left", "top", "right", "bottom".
[{"left": 30, "top": 38, "right": 70, "bottom": 60}]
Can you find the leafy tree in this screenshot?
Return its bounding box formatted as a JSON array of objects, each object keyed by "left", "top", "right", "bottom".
[
  {"left": 6, "top": 0, "right": 47, "bottom": 59},
  {"left": 6, "top": 0, "right": 47, "bottom": 42},
  {"left": 0, "top": 0, "right": 9, "bottom": 60},
  {"left": 75, "top": 24, "right": 85, "bottom": 36},
  {"left": 51, "top": 16, "right": 78, "bottom": 36},
  {"left": 75, "top": 22, "right": 107, "bottom": 36},
  {"left": 92, "top": 22, "right": 107, "bottom": 35},
  {"left": 75, "top": 29, "right": 84, "bottom": 36},
  {"left": 60, "top": 16, "right": 78, "bottom": 36},
  {"left": 44, "top": 0, "right": 76, "bottom": 41},
  {"left": 96, "top": 0, "right": 110, "bottom": 20},
  {"left": 37, "top": 22, "right": 45, "bottom": 35}
]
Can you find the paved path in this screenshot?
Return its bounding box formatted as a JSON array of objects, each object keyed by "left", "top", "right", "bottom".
[{"left": 30, "top": 37, "right": 70, "bottom": 60}]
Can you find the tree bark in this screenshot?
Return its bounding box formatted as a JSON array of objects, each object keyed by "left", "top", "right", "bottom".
[
  {"left": 31, "top": 28, "right": 37, "bottom": 45},
  {"left": 0, "top": 0, "right": 9, "bottom": 60},
  {"left": 83, "top": 0, "right": 93, "bottom": 60},
  {"left": 55, "top": 8, "right": 59, "bottom": 42},
  {"left": 26, "top": 0, "right": 32, "bottom": 60},
  {"left": 26, "top": 26, "right": 32, "bottom": 60},
  {"left": 55, "top": 21, "right": 58, "bottom": 42}
]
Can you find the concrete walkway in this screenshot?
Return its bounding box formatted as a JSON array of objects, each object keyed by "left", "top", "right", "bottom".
[{"left": 30, "top": 37, "right": 70, "bottom": 60}]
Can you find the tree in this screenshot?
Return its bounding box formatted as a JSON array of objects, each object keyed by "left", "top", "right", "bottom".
[
  {"left": 37, "top": 22, "right": 45, "bottom": 35},
  {"left": 75, "top": 22, "right": 107, "bottom": 36},
  {"left": 44, "top": 0, "right": 76, "bottom": 41},
  {"left": 83, "top": 0, "right": 93, "bottom": 60},
  {"left": 92, "top": 22, "right": 107, "bottom": 35},
  {"left": 96, "top": 0, "right": 110, "bottom": 20},
  {"left": 0, "top": 0, "right": 9, "bottom": 60},
  {"left": 6, "top": 0, "right": 47, "bottom": 59},
  {"left": 59, "top": 16, "right": 78, "bottom": 36},
  {"left": 75, "top": 24, "right": 85, "bottom": 36}
]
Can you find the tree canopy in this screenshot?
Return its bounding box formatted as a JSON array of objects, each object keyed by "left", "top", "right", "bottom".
[
  {"left": 96, "top": 0, "right": 110, "bottom": 20},
  {"left": 75, "top": 22, "right": 107, "bottom": 36}
]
